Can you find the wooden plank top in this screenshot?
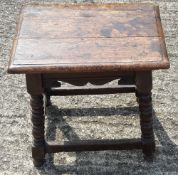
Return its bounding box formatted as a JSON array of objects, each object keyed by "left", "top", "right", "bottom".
[{"left": 8, "top": 3, "right": 170, "bottom": 74}]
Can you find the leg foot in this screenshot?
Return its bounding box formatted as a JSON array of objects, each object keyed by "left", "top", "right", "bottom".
[{"left": 33, "top": 159, "right": 45, "bottom": 167}]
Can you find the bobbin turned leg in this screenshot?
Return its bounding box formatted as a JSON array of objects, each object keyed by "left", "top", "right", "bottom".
[
  {"left": 26, "top": 75, "right": 46, "bottom": 167},
  {"left": 30, "top": 95, "right": 45, "bottom": 167},
  {"left": 136, "top": 71, "right": 155, "bottom": 159}
]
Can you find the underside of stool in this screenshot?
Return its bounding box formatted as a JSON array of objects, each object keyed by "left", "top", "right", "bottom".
[{"left": 26, "top": 71, "right": 155, "bottom": 167}]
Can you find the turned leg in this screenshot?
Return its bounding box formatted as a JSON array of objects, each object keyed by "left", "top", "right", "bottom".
[
  {"left": 136, "top": 92, "right": 155, "bottom": 158},
  {"left": 136, "top": 71, "right": 155, "bottom": 159},
  {"left": 26, "top": 74, "right": 46, "bottom": 167},
  {"left": 30, "top": 94, "right": 46, "bottom": 167}
]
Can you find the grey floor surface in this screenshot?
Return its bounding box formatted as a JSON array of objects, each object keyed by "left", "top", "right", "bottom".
[{"left": 0, "top": 0, "right": 178, "bottom": 174}]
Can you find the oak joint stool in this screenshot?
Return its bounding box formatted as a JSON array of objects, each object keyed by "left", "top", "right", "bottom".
[{"left": 8, "top": 3, "right": 170, "bottom": 167}]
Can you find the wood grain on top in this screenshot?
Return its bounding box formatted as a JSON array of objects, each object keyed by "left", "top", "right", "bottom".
[{"left": 8, "top": 3, "right": 170, "bottom": 74}]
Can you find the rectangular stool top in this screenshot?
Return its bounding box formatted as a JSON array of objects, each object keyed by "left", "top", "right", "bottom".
[{"left": 8, "top": 3, "right": 170, "bottom": 74}]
